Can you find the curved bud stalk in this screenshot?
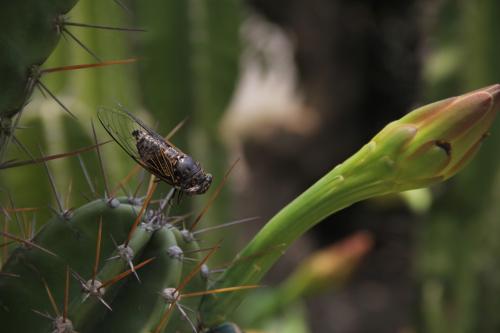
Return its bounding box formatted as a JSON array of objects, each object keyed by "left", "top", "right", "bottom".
[{"left": 199, "top": 84, "right": 500, "bottom": 327}]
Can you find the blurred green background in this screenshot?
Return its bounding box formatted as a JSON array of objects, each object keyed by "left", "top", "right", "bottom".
[{"left": 1, "top": 0, "right": 499, "bottom": 332}]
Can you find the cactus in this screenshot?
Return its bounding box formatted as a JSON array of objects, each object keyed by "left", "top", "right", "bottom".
[
  {"left": 0, "top": 0, "right": 81, "bottom": 160},
  {"left": 0, "top": 197, "right": 147, "bottom": 332}
]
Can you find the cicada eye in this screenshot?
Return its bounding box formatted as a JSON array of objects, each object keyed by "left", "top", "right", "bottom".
[{"left": 177, "top": 156, "right": 198, "bottom": 177}]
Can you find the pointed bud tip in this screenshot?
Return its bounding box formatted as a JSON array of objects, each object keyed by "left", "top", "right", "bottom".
[{"left": 485, "top": 83, "right": 500, "bottom": 111}]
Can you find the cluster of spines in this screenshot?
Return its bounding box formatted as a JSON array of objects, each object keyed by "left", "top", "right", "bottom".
[{"left": 0, "top": 138, "right": 255, "bottom": 333}]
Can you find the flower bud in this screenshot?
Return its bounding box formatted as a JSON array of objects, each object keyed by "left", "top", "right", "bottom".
[{"left": 373, "top": 84, "right": 499, "bottom": 190}]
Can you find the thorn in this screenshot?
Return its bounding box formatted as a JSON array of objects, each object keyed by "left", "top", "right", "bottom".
[
  {"left": 154, "top": 303, "right": 176, "bottom": 333},
  {"left": 32, "top": 309, "right": 54, "bottom": 321},
  {"left": 182, "top": 285, "right": 261, "bottom": 298},
  {"left": 35, "top": 82, "right": 48, "bottom": 98},
  {"left": 124, "top": 180, "right": 157, "bottom": 247},
  {"left": 7, "top": 193, "right": 25, "bottom": 239},
  {"left": 133, "top": 172, "right": 146, "bottom": 198},
  {"left": 65, "top": 179, "right": 73, "bottom": 212},
  {"left": 1, "top": 219, "right": 8, "bottom": 265},
  {"left": 175, "top": 303, "right": 198, "bottom": 333},
  {"left": 0, "top": 141, "right": 111, "bottom": 170},
  {"left": 100, "top": 257, "right": 155, "bottom": 290},
  {"left": 0, "top": 231, "right": 57, "bottom": 257},
  {"left": 112, "top": 0, "right": 132, "bottom": 14},
  {"left": 192, "top": 217, "right": 259, "bottom": 235},
  {"left": 110, "top": 164, "right": 141, "bottom": 198},
  {"left": 128, "top": 259, "right": 141, "bottom": 283},
  {"left": 62, "top": 27, "right": 102, "bottom": 62},
  {"left": 92, "top": 218, "right": 103, "bottom": 282},
  {"left": 0, "top": 205, "right": 12, "bottom": 221},
  {"left": 40, "top": 58, "right": 138, "bottom": 75},
  {"left": 41, "top": 277, "right": 60, "bottom": 317},
  {"left": 213, "top": 243, "right": 287, "bottom": 272},
  {"left": 36, "top": 80, "right": 77, "bottom": 119},
  {"left": 29, "top": 214, "right": 37, "bottom": 240},
  {"left": 39, "top": 148, "right": 65, "bottom": 215},
  {"left": 118, "top": 182, "right": 132, "bottom": 198},
  {"left": 178, "top": 242, "right": 221, "bottom": 292},
  {"left": 78, "top": 155, "right": 97, "bottom": 198},
  {"left": 91, "top": 121, "right": 110, "bottom": 199},
  {"left": 159, "top": 188, "right": 176, "bottom": 212},
  {"left": 11, "top": 135, "right": 35, "bottom": 160},
  {"left": 63, "top": 266, "right": 70, "bottom": 321},
  {"left": 63, "top": 21, "right": 146, "bottom": 32},
  {"left": 97, "top": 296, "right": 113, "bottom": 311},
  {"left": 165, "top": 117, "right": 189, "bottom": 141}
]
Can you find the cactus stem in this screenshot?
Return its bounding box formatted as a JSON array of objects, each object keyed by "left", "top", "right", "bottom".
[
  {"left": 155, "top": 243, "right": 221, "bottom": 333},
  {"left": 190, "top": 159, "right": 240, "bottom": 231},
  {"left": 61, "top": 27, "right": 102, "bottom": 63}
]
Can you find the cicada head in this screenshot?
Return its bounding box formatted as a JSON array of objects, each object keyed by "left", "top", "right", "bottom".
[{"left": 177, "top": 156, "right": 213, "bottom": 195}]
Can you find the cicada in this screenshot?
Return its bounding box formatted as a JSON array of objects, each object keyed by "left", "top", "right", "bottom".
[{"left": 97, "top": 106, "right": 213, "bottom": 195}]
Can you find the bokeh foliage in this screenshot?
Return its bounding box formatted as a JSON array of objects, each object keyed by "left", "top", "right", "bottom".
[{"left": 417, "top": 1, "right": 500, "bottom": 332}]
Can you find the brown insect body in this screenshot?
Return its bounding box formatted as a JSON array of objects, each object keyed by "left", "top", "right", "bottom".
[{"left": 98, "top": 107, "right": 212, "bottom": 196}]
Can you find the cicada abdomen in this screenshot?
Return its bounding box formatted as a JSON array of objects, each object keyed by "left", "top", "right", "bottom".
[{"left": 97, "top": 106, "right": 212, "bottom": 195}]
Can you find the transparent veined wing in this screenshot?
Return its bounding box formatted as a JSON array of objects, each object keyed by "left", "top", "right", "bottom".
[{"left": 97, "top": 106, "right": 177, "bottom": 185}]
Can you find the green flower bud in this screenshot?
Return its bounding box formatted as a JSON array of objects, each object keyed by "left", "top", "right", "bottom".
[{"left": 374, "top": 84, "right": 499, "bottom": 191}]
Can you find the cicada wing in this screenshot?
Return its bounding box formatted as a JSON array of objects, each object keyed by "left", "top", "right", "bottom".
[
  {"left": 115, "top": 104, "right": 187, "bottom": 153},
  {"left": 97, "top": 106, "right": 143, "bottom": 163},
  {"left": 97, "top": 106, "right": 177, "bottom": 185},
  {"left": 147, "top": 149, "right": 178, "bottom": 185}
]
